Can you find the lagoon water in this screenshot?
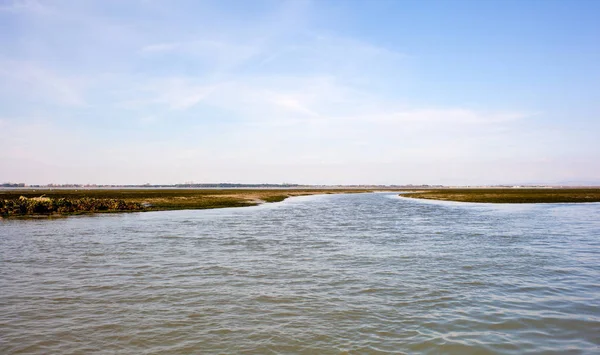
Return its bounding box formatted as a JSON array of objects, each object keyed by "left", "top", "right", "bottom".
[{"left": 1, "top": 193, "right": 599, "bottom": 354}]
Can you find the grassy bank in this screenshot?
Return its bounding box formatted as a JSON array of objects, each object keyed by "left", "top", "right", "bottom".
[
  {"left": 399, "top": 188, "right": 600, "bottom": 203},
  {"left": 0, "top": 188, "right": 371, "bottom": 217}
]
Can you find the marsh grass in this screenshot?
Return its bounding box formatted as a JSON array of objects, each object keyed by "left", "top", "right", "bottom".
[
  {"left": 0, "top": 196, "right": 143, "bottom": 216},
  {"left": 400, "top": 188, "right": 600, "bottom": 203}
]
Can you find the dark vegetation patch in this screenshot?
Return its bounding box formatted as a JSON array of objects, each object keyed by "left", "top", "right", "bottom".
[
  {"left": 261, "top": 195, "right": 291, "bottom": 203},
  {"left": 0, "top": 196, "right": 143, "bottom": 216},
  {"left": 399, "top": 188, "right": 600, "bottom": 203}
]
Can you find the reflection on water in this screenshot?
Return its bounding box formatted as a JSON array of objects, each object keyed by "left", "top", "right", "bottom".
[{"left": 1, "top": 193, "right": 599, "bottom": 354}]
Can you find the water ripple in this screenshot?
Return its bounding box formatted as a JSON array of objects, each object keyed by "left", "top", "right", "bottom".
[{"left": 1, "top": 193, "right": 599, "bottom": 354}]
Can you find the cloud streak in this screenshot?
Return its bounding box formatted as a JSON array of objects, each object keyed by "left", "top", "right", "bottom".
[{"left": 0, "top": 60, "right": 86, "bottom": 106}]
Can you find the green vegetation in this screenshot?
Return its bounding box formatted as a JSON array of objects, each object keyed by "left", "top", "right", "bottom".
[
  {"left": 0, "top": 188, "right": 371, "bottom": 217},
  {"left": 399, "top": 188, "right": 600, "bottom": 203}
]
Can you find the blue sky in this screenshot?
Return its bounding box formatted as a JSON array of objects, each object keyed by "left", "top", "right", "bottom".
[{"left": 1, "top": 0, "right": 599, "bottom": 185}]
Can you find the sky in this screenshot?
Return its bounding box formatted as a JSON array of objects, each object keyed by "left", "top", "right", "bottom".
[{"left": 1, "top": 0, "right": 599, "bottom": 185}]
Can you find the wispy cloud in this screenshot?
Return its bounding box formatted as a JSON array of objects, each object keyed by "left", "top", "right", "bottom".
[
  {"left": 0, "top": 60, "right": 86, "bottom": 106},
  {"left": 149, "top": 78, "right": 217, "bottom": 110},
  {"left": 0, "top": 0, "right": 48, "bottom": 13},
  {"left": 142, "top": 39, "right": 258, "bottom": 57},
  {"left": 345, "top": 108, "right": 536, "bottom": 125}
]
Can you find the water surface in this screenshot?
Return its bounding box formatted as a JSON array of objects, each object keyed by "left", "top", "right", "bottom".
[{"left": 1, "top": 193, "right": 599, "bottom": 354}]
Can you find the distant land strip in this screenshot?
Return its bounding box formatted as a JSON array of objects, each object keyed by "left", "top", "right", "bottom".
[
  {"left": 1, "top": 183, "right": 440, "bottom": 188},
  {"left": 399, "top": 188, "right": 600, "bottom": 203},
  {"left": 3, "top": 187, "right": 600, "bottom": 217}
]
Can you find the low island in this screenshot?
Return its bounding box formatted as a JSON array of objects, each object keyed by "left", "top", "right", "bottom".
[
  {"left": 0, "top": 188, "right": 372, "bottom": 217},
  {"left": 399, "top": 188, "right": 600, "bottom": 203}
]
